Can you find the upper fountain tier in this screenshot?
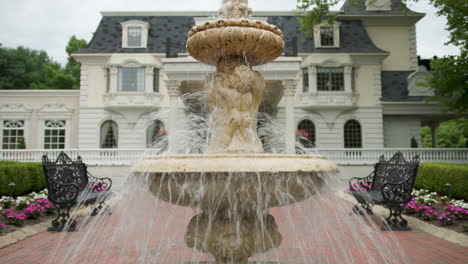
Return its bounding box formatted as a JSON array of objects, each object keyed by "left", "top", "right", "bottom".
[{"left": 187, "top": 0, "right": 285, "bottom": 66}]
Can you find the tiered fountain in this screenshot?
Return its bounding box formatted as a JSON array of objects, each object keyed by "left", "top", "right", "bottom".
[{"left": 135, "top": 1, "right": 339, "bottom": 263}]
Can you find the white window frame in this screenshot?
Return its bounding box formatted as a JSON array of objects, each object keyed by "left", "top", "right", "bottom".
[
  {"left": 118, "top": 67, "right": 146, "bottom": 92},
  {"left": 313, "top": 22, "right": 341, "bottom": 48},
  {"left": 43, "top": 120, "right": 67, "bottom": 150},
  {"left": 121, "top": 20, "right": 150, "bottom": 48},
  {"left": 1, "top": 120, "right": 26, "bottom": 149}
]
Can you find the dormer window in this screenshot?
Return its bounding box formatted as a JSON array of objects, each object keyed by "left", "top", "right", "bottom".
[
  {"left": 128, "top": 27, "right": 142, "bottom": 47},
  {"left": 121, "top": 20, "right": 150, "bottom": 48},
  {"left": 314, "top": 22, "right": 340, "bottom": 48}
]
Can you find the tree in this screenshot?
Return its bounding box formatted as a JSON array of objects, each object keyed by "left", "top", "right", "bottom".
[
  {"left": 296, "top": 0, "right": 468, "bottom": 113},
  {"left": 65, "top": 36, "right": 87, "bottom": 90},
  {"left": 421, "top": 118, "right": 468, "bottom": 148}
]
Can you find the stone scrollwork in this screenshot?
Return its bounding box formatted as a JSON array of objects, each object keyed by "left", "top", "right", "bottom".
[
  {"left": 282, "top": 79, "right": 298, "bottom": 96},
  {"left": 365, "top": 0, "right": 392, "bottom": 11},
  {"left": 164, "top": 80, "right": 182, "bottom": 97}
]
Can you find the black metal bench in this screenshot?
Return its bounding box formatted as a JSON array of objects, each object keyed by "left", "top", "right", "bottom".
[
  {"left": 349, "top": 152, "right": 420, "bottom": 231},
  {"left": 42, "top": 152, "right": 112, "bottom": 231}
]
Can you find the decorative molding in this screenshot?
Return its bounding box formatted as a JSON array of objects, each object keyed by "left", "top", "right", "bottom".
[
  {"left": 372, "top": 65, "right": 382, "bottom": 104},
  {"left": 37, "top": 104, "right": 75, "bottom": 119},
  {"left": 165, "top": 80, "right": 182, "bottom": 97},
  {"left": 365, "top": 0, "right": 392, "bottom": 11},
  {"left": 313, "top": 21, "right": 341, "bottom": 49},
  {"left": 408, "top": 26, "right": 418, "bottom": 71},
  {"left": 282, "top": 79, "right": 298, "bottom": 96},
  {"left": 0, "top": 104, "right": 33, "bottom": 119},
  {"left": 121, "top": 20, "right": 150, "bottom": 49}
]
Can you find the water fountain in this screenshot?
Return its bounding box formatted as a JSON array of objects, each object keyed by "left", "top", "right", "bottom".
[{"left": 133, "top": 1, "right": 339, "bottom": 263}]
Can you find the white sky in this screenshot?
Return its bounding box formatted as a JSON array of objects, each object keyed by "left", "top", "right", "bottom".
[{"left": 0, "top": 0, "right": 461, "bottom": 65}]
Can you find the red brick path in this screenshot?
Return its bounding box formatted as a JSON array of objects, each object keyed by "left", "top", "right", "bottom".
[{"left": 0, "top": 192, "right": 467, "bottom": 264}]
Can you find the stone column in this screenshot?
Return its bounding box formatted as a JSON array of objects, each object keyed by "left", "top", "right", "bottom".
[
  {"left": 309, "top": 65, "right": 317, "bottom": 94},
  {"left": 109, "top": 66, "right": 119, "bottom": 93},
  {"left": 282, "top": 79, "right": 298, "bottom": 154},
  {"left": 344, "top": 65, "right": 353, "bottom": 92},
  {"left": 145, "top": 66, "right": 154, "bottom": 93},
  {"left": 430, "top": 121, "right": 439, "bottom": 148},
  {"left": 165, "top": 80, "right": 181, "bottom": 153}
]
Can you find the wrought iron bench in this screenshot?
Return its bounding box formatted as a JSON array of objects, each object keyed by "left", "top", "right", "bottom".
[
  {"left": 349, "top": 152, "right": 420, "bottom": 231},
  {"left": 42, "top": 152, "right": 112, "bottom": 231}
]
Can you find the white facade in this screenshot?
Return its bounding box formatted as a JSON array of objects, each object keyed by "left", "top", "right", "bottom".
[{"left": 0, "top": 8, "right": 461, "bottom": 152}]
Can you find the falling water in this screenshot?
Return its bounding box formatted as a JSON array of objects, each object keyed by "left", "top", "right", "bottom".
[{"left": 46, "top": 0, "right": 410, "bottom": 262}]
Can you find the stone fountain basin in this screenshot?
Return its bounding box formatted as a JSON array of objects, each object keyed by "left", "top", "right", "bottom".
[
  {"left": 187, "top": 20, "right": 285, "bottom": 66},
  {"left": 134, "top": 154, "right": 339, "bottom": 211}
]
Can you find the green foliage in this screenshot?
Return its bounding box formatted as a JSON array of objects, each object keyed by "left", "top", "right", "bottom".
[
  {"left": 0, "top": 162, "right": 45, "bottom": 196},
  {"left": 421, "top": 118, "right": 468, "bottom": 148},
  {"left": 65, "top": 36, "right": 87, "bottom": 90},
  {"left": 415, "top": 163, "right": 468, "bottom": 200},
  {"left": 0, "top": 44, "right": 74, "bottom": 90},
  {"left": 296, "top": 0, "right": 468, "bottom": 113}
]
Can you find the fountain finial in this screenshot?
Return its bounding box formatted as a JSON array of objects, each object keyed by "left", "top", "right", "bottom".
[{"left": 219, "top": 0, "right": 253, "bottom": 19}]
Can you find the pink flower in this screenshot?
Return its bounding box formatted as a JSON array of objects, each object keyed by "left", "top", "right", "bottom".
[{"left": 0, "top": 222, "right": 5, "bottom": 228}]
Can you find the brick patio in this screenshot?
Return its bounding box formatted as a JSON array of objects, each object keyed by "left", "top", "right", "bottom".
[{"left": 0, "top": 192, "right": 467, "bottom": 264}]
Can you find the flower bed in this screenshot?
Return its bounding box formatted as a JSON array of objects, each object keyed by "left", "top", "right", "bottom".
[
  {"left": 0, "top": 189, "right": 55, "bottom": 235},
  {"left": 402, "top": 189, "right": 468, "bottom": 234}
]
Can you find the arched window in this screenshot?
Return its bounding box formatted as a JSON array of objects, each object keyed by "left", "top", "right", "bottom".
[
  {"left": 100, "top": 120, "right": 118, "bottom": 148},
  {"left": 297, "top": 119, "right": 316, "bottom": 148},
  {"left": 344, "top": 120, "right": 362, "bottom": 148},
  {"left": 146, "top": 120, "right": 166, "bottom": 147}
]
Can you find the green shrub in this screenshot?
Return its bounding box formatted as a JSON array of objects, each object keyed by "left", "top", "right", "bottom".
[
  {"left": 0, "top": 162, "right": 45, "bottom": 196},
  {"left": 415, "top": 163, "right": 468, "bottom": 200}
]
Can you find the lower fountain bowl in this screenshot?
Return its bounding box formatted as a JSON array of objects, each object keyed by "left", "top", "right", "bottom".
[{"left": 134, "top": 154, "right": 339, "bottom": 211}]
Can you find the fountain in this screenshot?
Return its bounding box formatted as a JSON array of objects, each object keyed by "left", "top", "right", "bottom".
[{"left": 133, "top": 1, "right": 339, "bottom": 263}]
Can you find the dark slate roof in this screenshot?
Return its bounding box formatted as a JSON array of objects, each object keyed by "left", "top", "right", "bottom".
[
  {"left": 381, "top": 71, "right": 428, "bottom": 102},
  {"left": 340, "top": 0, "right": 421, "bottom": 14},
  {"left": 77, "top": 15, "right": 386, "bottom": 55},
  {"left": 77, "top": 16, "right": 195, "bottom": 54},
  {"left": 267, "top": 17, "right": 386, "bottom": 54}
]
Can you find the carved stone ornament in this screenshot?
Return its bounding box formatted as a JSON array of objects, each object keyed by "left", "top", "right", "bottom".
[
  {"left": 164, "top": 80, "right": 181, "bottom": 97},
  {"left": 282, "top": 79, "right": 298, "bottom": 96},
  {"left": 365, "top": 0, "right": 392, "bottom": 11}
]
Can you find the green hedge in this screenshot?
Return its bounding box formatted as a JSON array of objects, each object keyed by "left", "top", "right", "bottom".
[
  {"left": 415, "top": 163, "right": 468, "bottom": 200},
  {"left": 0, "top": 161, "right": 45, "bottom": 197}
]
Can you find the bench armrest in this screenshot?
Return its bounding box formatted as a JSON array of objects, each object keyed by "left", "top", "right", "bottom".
[
  {"left": 87, "top": 171, "right": 113, "bottom": 192},
  {"left": 381, "top": 177, "right": 414, "bottom": 206},
  {"left": 46, "top": 176, "right": 80, "bottom": 206},
  {"left": 349, "top": 171, "right": 374, "bottom": 191}
]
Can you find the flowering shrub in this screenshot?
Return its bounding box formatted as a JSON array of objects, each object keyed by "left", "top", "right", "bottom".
[
  {"left": 444, "top": 205, "right": 468, "bottom": 220},
  {"left": 438, "top": 212, "right": 454, "bottom": 225},
  {"left": 402, "top": 198, "right": 420, "bottom": 214},
  {"left": 0, "top": 196, "right": 14, "bottom": 208},
  {"left": 0, "top": 222, "right": 5, "bottom": 229},
  {"left": 440, "top": 196, "right": 449, "bottom": 204},
  {"left": 420, "top": 208, "right": 438, "bottom": 220},
  {"left": 22, "top": 203, "right": 45, "bottom": 219},
  {"left": 1, "top": 209, "right": 27, "bottom": 226},
  {"left": 35, "top": 199, "right": 54, "bottom": 214},
  {"left": 450, "top": 199, "right": 468, "bottom": 210}
]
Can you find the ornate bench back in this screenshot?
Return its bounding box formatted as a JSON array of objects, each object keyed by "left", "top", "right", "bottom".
[
  {"left": 42, "top": 152, "right": 89, "bottom": 195},
  {"left": 371, "top": 152, "right": 420, "bottom": 194}
]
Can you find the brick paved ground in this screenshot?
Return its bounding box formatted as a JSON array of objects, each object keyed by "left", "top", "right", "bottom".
[{"left": 0, "top": 191, "right": 467, "bottom": 264}]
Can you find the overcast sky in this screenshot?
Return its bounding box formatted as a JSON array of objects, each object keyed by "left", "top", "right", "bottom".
[{"left": 0, "top": 0, "right": 460, "bottom": 65}]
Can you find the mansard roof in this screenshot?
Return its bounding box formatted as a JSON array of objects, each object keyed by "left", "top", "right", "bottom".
[
  {"left": 76, "top": 14, "right": 386, "bottom": 55},
  {"left": 340, "top": 0, "right": 422, "bottom": 15},
  {"left": 381, "top": 71, "right": 428, "bottom": 102}
]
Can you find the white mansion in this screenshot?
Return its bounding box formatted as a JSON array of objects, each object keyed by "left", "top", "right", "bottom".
[{"left": 0, "top": 0, "right": 462, "bottom": 153}]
